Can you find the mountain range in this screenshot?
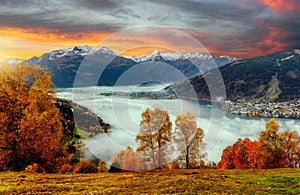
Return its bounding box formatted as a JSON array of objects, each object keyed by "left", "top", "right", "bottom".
[
  {"left": 3, "top": 45, "right": 299, "bottom": 102},
  {"left": 23, "top": 45, "right": 236, "bottom": 88},
  {"left": 170, "top": 49, "right": 300, "bottom": 101}
]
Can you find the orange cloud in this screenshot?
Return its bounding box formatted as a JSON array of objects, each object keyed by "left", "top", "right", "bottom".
[
  {"left": 100, "top": 27, "right": 208, "bottom": 57},
  {"left": 253, "top": 19, "right": 287, "bottom": 54},
  {"left": 121, "top": 47, "right": 173, "bottom": 57},
  {"left": 1, "top": 27, "right": 203, "bottom": 59},
  {"left": 0, "top": 25, "right": 291, "bottom": 60},
  {"left": 0, "top": 27, "right": 109, "bottom": 58},
  {"left": 256, "top": 0, "right": 299, "bottom": 13},
  {"left": 256, "top": 26, "right": 287, "bottom": 52}
]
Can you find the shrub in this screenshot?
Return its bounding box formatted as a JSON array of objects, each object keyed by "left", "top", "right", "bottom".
[
  {"left": 73, "top": 159, "right": 98, "bottom": 174},
  {"left": 25, "top": 163, "right": 45, "bottom": 173},
  {"left": 98, "top": 160, "right": 108, "bottom": 173},
  {"left": 59, "top": 164, "right": 74, "bottom": 174},
  {"left": 48, "top": 153, "right": 72, "bottom": 173},
  {"left": 169, "top": 160, "right": 180, "bottom": 169}
]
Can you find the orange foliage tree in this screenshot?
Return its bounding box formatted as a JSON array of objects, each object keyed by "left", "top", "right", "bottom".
[
  {"left": 136, "top": 108, "right": 172, "bottom": 169},
  {"left": 218, "top": 119, "right": 300, "bottom": 169},
  {"left": 0, "top": 63, "right": 65, "bottom": 172},
  {"left": 245, "top": 139, "right": 259, "bottom": 169},
  {"left": 218, "top": 138, "right": 259, "bottom": 169},
  {"left": 217, "top": 145, "right": 234, "bottom": 169},
  {"left": 173, "top": 112, "right": 205, "bottom": 168},
  {"left": 232, "top": 138, "right": 250, "bottom": 169}
]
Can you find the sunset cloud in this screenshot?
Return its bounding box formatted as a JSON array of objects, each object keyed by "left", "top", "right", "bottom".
[
  {"left": 0, "top": 0, "right": 299, "bottom": 59},
  {"left": 0, "top": 27, "right": 110, "bottom": 58},
  {"left": 256, "top": 0, "right": 299, "bottom": 14}
]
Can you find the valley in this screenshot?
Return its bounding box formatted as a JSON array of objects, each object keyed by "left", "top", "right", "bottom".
[
  {"left": 1, "top": 1, "right": 300, "bottom": 194},
  {"left": 2, "top": 45, "right": 300, "bottom": 167}
]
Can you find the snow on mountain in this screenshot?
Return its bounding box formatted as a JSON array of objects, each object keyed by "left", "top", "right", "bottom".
[
  {"left": 47, "top": 45, "right": 96, "bottom": 60},
  {"left": 95, "top": 47, "right": 118, "bottom": 57},
  {"left": 149, "top": 49, "right": 163, "bottom": 61},
  {"left": 21, "top": 45, "right": 240, "bottom": 87},
  {"left": 26, "top": 45, "right": 236, "bottom": 67},
  {"left": 130, "top": 49, "right": 237, "bottom": 65},
  {"left": 26, "top": 45, "right": 120, "bottom": 67},
  {"left": 42, "top": 46, "right": 118, "bottom": 61}
]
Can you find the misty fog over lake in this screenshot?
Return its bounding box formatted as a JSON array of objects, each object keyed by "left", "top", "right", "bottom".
[{"left": 58, "top": 85, "right": 300, "bottom": 163}]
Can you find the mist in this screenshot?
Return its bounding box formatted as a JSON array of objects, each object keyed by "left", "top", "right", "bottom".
[{"left": 58, "top": 86, "right": 300, "bottom": 164}]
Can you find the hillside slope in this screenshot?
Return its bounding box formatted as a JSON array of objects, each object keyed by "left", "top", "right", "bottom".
[
  {"left": 56, "top": 99, "right": 110, "bottom": 140},
  {"left": 171, "top": 50, "right": 300, "bottom": 101}
]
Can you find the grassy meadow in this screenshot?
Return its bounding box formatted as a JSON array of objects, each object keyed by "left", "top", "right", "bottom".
[{"left": 0, "top": 169, "right": 299, "bottom": 194}]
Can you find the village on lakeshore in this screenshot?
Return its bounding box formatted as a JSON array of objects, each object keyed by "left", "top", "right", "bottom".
[{"left": 224, "top": 99, "right": 300, "bottom": 119}]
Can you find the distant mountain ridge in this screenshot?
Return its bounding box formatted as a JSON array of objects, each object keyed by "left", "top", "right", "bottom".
[
  {"left": 130, "top": 49, "right": 236, "bottom": 63},
  {"left": 170, "top": 49, "right": 300, "bottom": 101},
  {"left": 24, "top": 45, "right": 236, "bottom": 88}
]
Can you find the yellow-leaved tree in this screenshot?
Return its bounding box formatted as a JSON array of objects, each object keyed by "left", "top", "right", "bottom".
[
  {"left": 173, "top": 112, "right": 205, "bottom": 168},
  {"left": 136, "top": 108, "right": 172, "bottom": 170},
  {"left": 0, "top": 63, "right": 65, "bottom": 172},
  {"left": 256, "top": 118, "right": 287, "bottom": 168},
  {"left": 280, "top": 130, "right": 300, "bottom": 168}
]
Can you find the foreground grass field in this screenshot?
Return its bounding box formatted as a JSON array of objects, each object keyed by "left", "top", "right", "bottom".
[{"left": 1, "top": 169, "right": 299, "bottom": 194}]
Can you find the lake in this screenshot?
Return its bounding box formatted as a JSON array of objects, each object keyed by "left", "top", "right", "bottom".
[{"left": 57, "top": 85, "right": 300, "bottom": 164}]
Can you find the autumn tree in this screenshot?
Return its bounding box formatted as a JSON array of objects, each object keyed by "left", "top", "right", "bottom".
[
  {"left": 136, "top": 108, "right": 172, "bottom": 169},
  {"left": 218, "top": 138, "right": 259, "bottom": 169},
  {"left": 0, "top": 63, "right": 65, "bottom": 172},
  {"left": 111, "top": 146, "right": 142, "bottom": 171},
  {"left": 256, "top": 118, "right": 287, "bottom": 168},
  {"left": 173, "top": 112, "right": 205, "bottom": 168},
  {"left": 280, "top": 130, "right": 300, "bottom": 168},
  {"left": 232, "top": 138, "right": 250, "bottom": 169},
  {"left": 217, "top": 145, "right": 234, "bottom": 169},
  {"left": 98, "top": 160, "right": 108, "bottom": 172},
  {"left": 218, "top": 119, "right": 300, "bottom": 169},
  {"left": 245, "top": 139, "right": 259, "bottom": 169}
]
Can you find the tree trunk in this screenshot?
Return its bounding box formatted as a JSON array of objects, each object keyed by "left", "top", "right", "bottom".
[{"left": 186, "top": 147, "right": 189, "bottom": 169}]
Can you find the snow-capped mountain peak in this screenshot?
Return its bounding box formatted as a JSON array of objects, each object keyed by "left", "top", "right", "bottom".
[
  {"left": 72, "top": 45, "right": 95, "bottom": 54},
  {"left": 151, "top": 49, "right": 161, "bottom": 56},
  {"left": 96, "top": 47, "right": 118, "bottom": 56},
  {"left": 47, "top": 45, "right": 96, "bottom": 60},
  {"left": 130, "top": 50, "right": 237, "bottom": 64},
  {"left": 150, "top": 49, "right": 163, "bottom": 61},
  {"left": 26, "top": 45, "right": 121, "bottom": 66}
]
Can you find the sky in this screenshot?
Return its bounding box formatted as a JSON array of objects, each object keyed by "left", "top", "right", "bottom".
[{"left": 0, "top": 0, "right": 299, "bottom": 59}]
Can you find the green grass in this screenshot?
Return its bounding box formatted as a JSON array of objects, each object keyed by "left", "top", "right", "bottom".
[
  {"left": 0, "top": 169, "right": 299, "bottom": 194},
  {"left": 75, "top": 128, "right": 90, "bottom": 139}
]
